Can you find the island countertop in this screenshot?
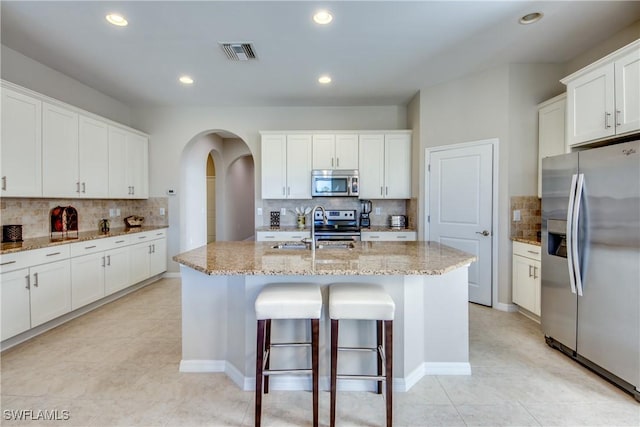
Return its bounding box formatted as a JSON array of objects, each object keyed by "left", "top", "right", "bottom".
[{"left": 173, "top": 241, "right": 475, "bottom": 276}]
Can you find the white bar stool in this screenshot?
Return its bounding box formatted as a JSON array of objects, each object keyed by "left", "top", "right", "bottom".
[
  {"left": 329, "top": 283, "right": 395, "bottom": 427},
  {"left": 254, "top": 283, "right": 322, "bottom": 427}
]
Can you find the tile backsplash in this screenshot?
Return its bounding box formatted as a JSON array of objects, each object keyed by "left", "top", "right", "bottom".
[
  {"left": 510, "top": 196, "right": 541, "bottom": 241},
  {"left": 1, "top": 197, "right": 169, "bottom": 239},
  {"left": 261, "top": 198, "right": 409, "bottom": 227}
]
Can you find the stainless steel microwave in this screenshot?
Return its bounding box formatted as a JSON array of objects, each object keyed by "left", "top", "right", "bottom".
[{"left": 311, "top": 170, "right": 359, "bottom": 197}]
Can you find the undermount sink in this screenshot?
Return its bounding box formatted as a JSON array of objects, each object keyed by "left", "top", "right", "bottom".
[{"left": 270, "top": 242, "right": 355, "bottom": 250}]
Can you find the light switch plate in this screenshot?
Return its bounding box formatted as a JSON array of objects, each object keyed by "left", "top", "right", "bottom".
[
  {"left": 513, "top": 210, "right": 521, "bottom": 221},
  {"left": 159, "top": 208, "right": 165, "bottom": 216},
  {"left": 257, "top": 208, "right": 263, "bottom": 216},
  {"left": 280, "top": 208, "right": 287, "bottom": 216},
  {"left": 375, "top": 207, "right": 381, "bottom": 215}
]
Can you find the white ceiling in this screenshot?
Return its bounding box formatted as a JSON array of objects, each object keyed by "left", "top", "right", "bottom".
[{"left": 2, "top": 1, "right": 639, "bottom": 108}]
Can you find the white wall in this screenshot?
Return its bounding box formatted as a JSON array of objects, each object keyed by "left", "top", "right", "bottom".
[
  {"left": 134, "top": 105, "right": 407, "bottom": 272},
  {"left": 1, "top": 45, "right": 132, "bottom": 125}
]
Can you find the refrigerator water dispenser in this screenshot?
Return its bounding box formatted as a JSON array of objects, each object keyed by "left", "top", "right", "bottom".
[{"left": 547, "top": 219, "right": 567, "bottom": 258}]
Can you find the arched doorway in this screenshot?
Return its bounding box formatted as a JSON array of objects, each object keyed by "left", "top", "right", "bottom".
[{"left": 180, "top": 130, "right": 254, "bottom": 251}]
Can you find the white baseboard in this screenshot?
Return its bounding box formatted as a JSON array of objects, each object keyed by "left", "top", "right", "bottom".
[
  {"left": 179, "top": 359, "right": 225, "bottom": 372},
  {"left": 423, "top": 362, "right": 472, "bottom": 375},
  {"left": 494, "top": 302, "right": 518, "bottom": 312},
  {"left": 162, "top": 272, "right": 181, "bottom": 279}
]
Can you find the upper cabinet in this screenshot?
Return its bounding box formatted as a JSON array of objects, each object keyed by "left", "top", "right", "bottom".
[
  {"left": 1, "top": 88, "right": 42, "bottom": 197},
  {"left": 358, "top": 132, "right": 411, "bottom": 199},
  {"left": 312, "top": 133, "right": 358, "bottom": 170},
  {"left": 563, "top": 39, "right": 640, "bottom": 146},
  {"left": 538, "top": 94, "right": 567, "bottom": 198},
  {"left": 261, "top": 133, "right": 312, "bottom": 199},
  {"left": 0, "top": 80, "right": 149, "bottom": 199}
]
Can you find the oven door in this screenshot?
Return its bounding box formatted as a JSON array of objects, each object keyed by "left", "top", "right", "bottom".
[{"left": 314, "top": 232, "right": 361, "bottom": 243}]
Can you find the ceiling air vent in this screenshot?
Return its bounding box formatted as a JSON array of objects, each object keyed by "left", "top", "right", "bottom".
[{"left": 220, "top": 43, "right": 257, "bottom": 61}]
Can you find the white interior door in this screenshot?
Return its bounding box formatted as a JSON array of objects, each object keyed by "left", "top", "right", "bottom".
[{"left": 428, "top": 142, "right": 494, "bottom": 306}]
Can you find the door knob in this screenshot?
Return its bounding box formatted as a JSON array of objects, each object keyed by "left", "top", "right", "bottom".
[{"left": 476, "top": 230, "right": 490, "bottom": 236}]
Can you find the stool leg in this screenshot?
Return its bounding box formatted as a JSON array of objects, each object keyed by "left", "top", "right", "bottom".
[
  {"left": 264, "top": 319, "right": 271, "bottom": 393},
  {"left": 376, "top": 320, "right": 383, "bottom": 394},
  {"left": 311, "top": 319, "right": 319, "bottom": 427},
  {"left": 384, "top": 320, "right": 393, "bottom": 427},
  {"left": 255, "top": 319, "right": 265, "bottom": 427},
  {"left": 330, "top": 319, "right": 339, "bottom": 427}
]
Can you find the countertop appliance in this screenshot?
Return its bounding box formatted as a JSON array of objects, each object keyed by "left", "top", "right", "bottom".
[
  {"left": 390, "top": 215, "right": 407, "bottom": 228},
  {"left": 313, "top": 209, "right": 360, "bottom": 242},
  {"left": 311, "top": 170, "right": 359, "bottom": 197},
  {"left": 541, "top": 139, "right": 639, "bottom": 401},
  {"left": 360, "top": 200, "right": 372, "bottom": 228}
]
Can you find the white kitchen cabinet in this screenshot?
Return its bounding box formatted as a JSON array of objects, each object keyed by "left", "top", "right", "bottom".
[
  {"left": 312, "top": 134, "right": 359, "bottom": 170},
  {"left": 361, "top": 231, "right": 416, "bottom": 241},
  {"left": 1, "top": 268, "right": 32, "bottom": 341},
  {"left": 78, "top": 115, "right": 109, "bottom": 198},
  {"left": 42, "top": 102, "right": 80, "bottom": 198},
  {"left": 358, "top": 132, "right": 411, "bottom": 199},
  {"left": 1, "top": 88, "right": 42, "bottom": 197},
  {"left": 512, "top": 241, "right": 541, "bottom": 317},
  {"left": 104, "top": 246, "right": 131, "bottom": 295},
  {"left": 29, "top": 259, "right": 72, "bottom": 327},
  {"left": 70, "top": 252, "right": 105, "bottom": 309},
  {"left": 108, "top": 126, "right": 149, "bottom": 199},
  {"left": 129, "top": 230, "right": 167, "bottom": 284},
  {"left": 256, "top": 231, "right": 310, "bottom": 241},
  {"left": 564, "top": 39, "right": 640, "bottom": 146},
  {"left": 538, "top": 94, "right": 567, "bottom": 198},
  {"left": 261, "top": 133, "right": 312, "bottom": 199}
]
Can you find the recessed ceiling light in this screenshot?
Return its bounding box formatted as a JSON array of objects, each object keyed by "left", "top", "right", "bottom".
[
  {"left": 318, "top": 75, "right": 332, "bottom": 84},
  {"left": 519, "top": 12, "right": 543, "bottom": 25},
  {"left": 313, "top": 10, "right": 333, "bottom": 25},
  {"left": 179, "top": 75, "right": 194, "bottom": 85},
  {"left": 106, "top": 13, "right": 128, "bottom": 27}
]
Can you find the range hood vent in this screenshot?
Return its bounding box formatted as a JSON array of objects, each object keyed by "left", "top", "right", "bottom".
[{"left": 219, "top": 43, "right": 257, "bottom": 61}]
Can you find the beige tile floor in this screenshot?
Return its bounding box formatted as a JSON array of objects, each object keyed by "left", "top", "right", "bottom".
[{"left": 1, "top": 278, "right": 638, "bottom": 426}]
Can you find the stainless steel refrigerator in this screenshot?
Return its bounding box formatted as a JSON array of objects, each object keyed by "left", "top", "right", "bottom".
[{"left": 541, "top": 139, "right": 639, "bottom": 400}]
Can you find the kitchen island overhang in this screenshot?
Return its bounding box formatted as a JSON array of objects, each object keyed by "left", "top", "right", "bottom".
[{"left": 173, "top": 241, "right": 475, "bottom": 392}]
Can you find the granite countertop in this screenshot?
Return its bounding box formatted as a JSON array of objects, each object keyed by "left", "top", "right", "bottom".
[
  {"left": 0, "top": 225, "right": 169, "bottom": 255},
  {"left": 173, "top": 241, "right": 475, "bottom": 276},
  {"left": 511, "top": 237, "right": 541, "bottom": 247}
]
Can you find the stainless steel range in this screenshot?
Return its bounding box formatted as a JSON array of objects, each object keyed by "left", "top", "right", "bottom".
[{"left": 313, "top": 209, "right": 360, "bottom": 242}]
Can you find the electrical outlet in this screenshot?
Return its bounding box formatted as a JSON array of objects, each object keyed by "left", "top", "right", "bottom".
[
  {"left": 159, "top": 208, "right": 165, "bottom": 216},
  {"left": 280, "top": 208, "right": 287, "bottom": 216},
  {"left": 257, "top": 208, "right": 263, "bottom": 216},
  {"left": 109, "top": 208, "right": 116, "bottom": 217},
  {"left": 513, "top": 209, "right": 521, "bottom": 221},
  {"left": 375, "top": 207, "right": 381, "bottom": 215},
  {"left": 116, "top": 208, "right": 121, "bottom": 216}
]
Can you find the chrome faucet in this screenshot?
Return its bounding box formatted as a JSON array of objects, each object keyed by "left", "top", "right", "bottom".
[{"left": 310, "top": 205, "right": 327, "bottom": 253}]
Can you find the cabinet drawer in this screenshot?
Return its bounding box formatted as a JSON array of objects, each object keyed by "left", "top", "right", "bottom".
[
  {"left": 361, "top": 231, "right": 416, "bottom": 241},
  {"left": 513, "top": 241, "right": 541, "bottom": 260},
  {"left": 148, "top": 229, "right": 167, "bottom": 240},
  {"left": 28, "top": 245, "right": 71, "bottom": 266},
  {"left": 70, "top": 239, "right": 111, "bottom": 257},
  {"left": 130, "top": 231, "right": 156, "bottom": 242},
  {"left": 256, "top": 231, "right": 310, "bottom": 241},
  {"left": 0, "top": 252, "right": 31, "bottom": 273}
]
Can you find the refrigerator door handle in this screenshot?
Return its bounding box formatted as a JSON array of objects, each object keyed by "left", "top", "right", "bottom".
[
  {"left": 566, "top": 174, "right": 578, "bottom": 294},
  {"left": 572, "top": 173, "right": 585, "bottom": 296}
]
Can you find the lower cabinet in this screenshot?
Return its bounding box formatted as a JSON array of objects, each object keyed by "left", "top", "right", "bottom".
[
  {"left": 512, "top": 241, "right": 541, "bottom": 316},
  {"left": 256, "top": 231, "right": 310, "bottom": 242},
  {"left": 0, "top": 228, "right": 167, "bottom": 342},
  {"left": 1, "top": 268, "right": 32, "bottom": 341},
  {"left": 361, "top": 231, "right": 417, "bottom": 241}
]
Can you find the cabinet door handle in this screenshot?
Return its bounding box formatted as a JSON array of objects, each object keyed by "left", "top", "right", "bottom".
[
  {"left": 528, "top": 265, "right": 532, "bottom": 278},
  {"left": 336, "top": 157, "right": 340, "bottom": 167},
  {"left": 605, "top": 112, "right": 612, "bottom": 129},
  {"left": 116, "top": 240, "right": 125, "bottom": 244},
  {"left": 33, "top": 272, "right": 39, "bottom": 287},
  {"left": 386, "top": 186, "right": 389, "bottom": 195},
  {"left": 527, "top": 250, "right": 539, "bottom": 255},
  {"left": 82, "top": 182, "right": 86, "bottom": 193},
  {"left": 370, "top": 235, "right": 380, "bottom": 239},
  {"left": 533, "top": 266, "right": 538, "bottom": 279},
  {"left": 396, "top": 235, "right": 407, "bottom": 239},
  {"left": 25, "top": 274, "right": 30, "bottom": 290},
  {"left": 616, "top": 110, "right": 622, "bottom": 127},
  {"left": 46, "top": 252, "right": 61, "bottom": 257},
  {"left": 149, "top": 245, "right": 152, "bottom": 254},
  {"left": 380, "top": 186, "right": 384, "bottom": 196},
  {"left": 76, "top": 182, "right": 81, "bottom": 193},
  {"left": 0, "top": 260, "right": 16, "bottom": 266},
  {"left": 132, "top": 186, "right": 135, "bottom": 195},
  {"left": 287, "top": 187, "right": 290, "bottom": 196},
  {"left": 107, "top": 255, "right": 111, "bottom": 266},
  {"left": 331, "top": 157, "right": 334, "bottom": 167},
  {"left": 2, "top": 176, "right": 6, "bottom": 191},
  {"left": 85, "top": 245, "right": 97, "bottom": 250},
  {"left": 102, "top": 256, "right": 106, "bottom": 267}
]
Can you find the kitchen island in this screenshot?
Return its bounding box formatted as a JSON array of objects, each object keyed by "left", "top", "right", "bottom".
[{"left": 173, "top": 241, "right": 475, "bottom": 392}]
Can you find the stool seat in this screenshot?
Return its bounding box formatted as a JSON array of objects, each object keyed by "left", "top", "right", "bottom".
[
  {"left": 255, "top": 283, "right": 322, "bottom": 320},
  {"left": 329, "top": 283, "right": 395, "bottom": 320}
]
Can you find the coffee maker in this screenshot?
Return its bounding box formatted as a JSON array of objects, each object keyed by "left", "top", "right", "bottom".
[{"left": 360, "top": 200, "right": 372, "bottom": 228}]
